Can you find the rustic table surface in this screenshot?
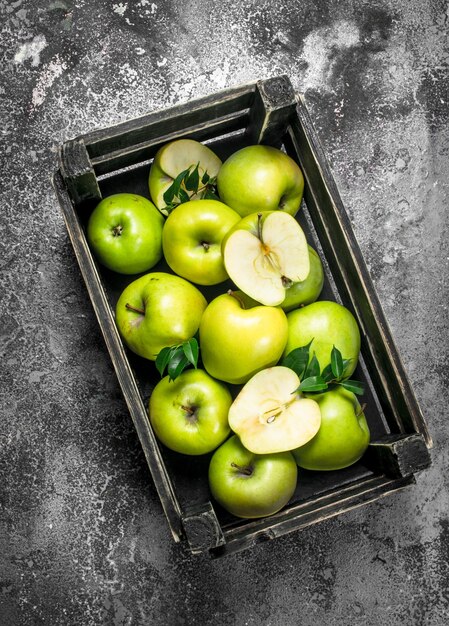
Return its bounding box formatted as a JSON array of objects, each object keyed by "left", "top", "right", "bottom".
[{"left": 1, "top": 1, "right": 448, "bottom": 624}]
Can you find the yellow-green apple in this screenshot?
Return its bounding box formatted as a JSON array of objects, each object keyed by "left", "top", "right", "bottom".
[
  {"left": 217, "top": 145, "right": 304, "bottom": 217},
  {"left": 199, "top": 291, "right": 288, "bottom": 385},
  {"left": 162, "top": 199, "right": 240, "bottom": 285},
  {"left": 228, "top": 366, "right": 321, "bottom": 454},
  {"left": 284, "top": 301, "right": 361, "bottom": 377},
  {"left": 149, "top": 138, "right": 222, "bottom": 215},
  {"left": 115, "top": 272, "right": 207, "bottom": 360},
  {"left": 87, "top": 193, "right": 164, "bottom": 274},
  {"left": 148, "top": 369, "right": 232, "bottom": 455},
  {"left": 280, "top": 246, "right": 324, "bottom": 312},
  {"left": 208, "top": 435, "right": 298, "bottom": 519},
  {"left": 293, "top": 387, "right": 370, "bottom": 470},
  {"left": 222, "top": 211, "right": 310, "bottom": 306}
]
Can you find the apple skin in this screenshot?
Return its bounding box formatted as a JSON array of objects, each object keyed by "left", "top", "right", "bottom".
[
  {"left": 283, "top": 301, "right": 361, "bottom": 377},
  {"left": 87, "top": 193, "right": 164, "bottom": 274},
  {"left": 115, "top": 272, "right": 207, "bottom": 361},
  {"left": 280, "top": 246, "right": 324, "bottom": 312},
  {"left": 162, "top": 199, "right": 240, "bottom": 285},
  {"left": 208, "top": 435, "right": 298, "bottom": 518},
  {"left": 217, "top": 145, "right": 304, "bottom": 217},
  {"left": 148, "top": 369, "right": 232, "bottom": 455},
  {"left": 293, "top": 387, "right": 370, "bottom": 470},
  {"left": 199, "top": 291, "right": 289, "bottom": 385}
]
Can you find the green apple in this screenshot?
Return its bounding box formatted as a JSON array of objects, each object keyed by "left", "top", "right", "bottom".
[
  {"left": 222, "top": 211, "right": 310, "bottom": 306},
  {"left": 115, "top": 272, "right": 207, "bottom": 360},
  {"left": 284, "top": 301, "right": 361, "bottom": 377},
  {"left": 149, "top": 138, "right": 222, "bottom": 215},
  {"left": 199, "top": 291, "right": 288, "bottom": 385},
  {"left": 293, "top": 387, "right": 370, "bottom": 470},
  {"left": 148, "top": 369, "right": 232, "bottom": 455},
  {"left": 280, "top": 246, "right": 324, "bottom": 312},
  {"left": 162, "top": 199, "right": 240, "bottom": 285},
  {"left": 228, "top": 366, "right": 321, "bottom": 454},
  {"left": 208, "top": 435, "right": 298, "bottom": 519},
  {"left": 217, "top": 145, "right": 304, "bottom": 217},
  {"left": 87, "top": 193, "right": 164, "bottom": 274}
]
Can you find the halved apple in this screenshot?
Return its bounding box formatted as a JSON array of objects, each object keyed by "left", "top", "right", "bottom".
[
  {"left": 148, "top": 138, "right": 222, "bottom": 215},
  {"left": 223, "top": 211, "right": 310, "bottom": 306},
  {"left": 228, "top": 366, "right": 321, "bottom": 454}
]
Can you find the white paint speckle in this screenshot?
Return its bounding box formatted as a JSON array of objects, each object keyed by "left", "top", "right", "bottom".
[
  {"left": 31, "top": 55, "right": 67, "bottom": 109},
  {"left": 113, "top": 3, "right": 127, "bottom": 16},
  {"left": 301, "top": 20, "right": 360, "bottom": 92},
  {"left": 14, "top": 34, "right": 47, "bottom": 67}
]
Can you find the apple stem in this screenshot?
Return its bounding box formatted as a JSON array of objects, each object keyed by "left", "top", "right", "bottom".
[
  {"left": 181, "top": 405, "right": 196, "bottom": 416},
  {"left": 231, "top": 462, "right": 253, "bottom": 476},
  {"left": 201, "top": 241, "right": 210, "bottom": 252},
  {"left": 257, "top": 213, "right": 264, "bottom": 242},
  {"left": 125, "top": 303, "right": 145, "bottom": 315},
  {"left": 356, "top": 403, "right": 367, "bottom": 417},
  {"left": 227, "top": 289, "right": 246, "bottom": 309}
]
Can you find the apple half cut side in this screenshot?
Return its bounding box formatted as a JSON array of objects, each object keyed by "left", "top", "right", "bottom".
[
  {"left": 228, "top": 366, "right": 321, "bottom": 454},
  {"left": 223, "top": 211, "right": 310, "bottom": 306},
  {"left": 148, "top": 139, "right": 222, "bottom": 215}
]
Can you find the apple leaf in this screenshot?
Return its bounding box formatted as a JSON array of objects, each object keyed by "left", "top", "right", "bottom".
[
  {"left": 337, "top": 380, "right": 365, "bottom": 395},
  {"left": 320, "top": 363, "right": 334, "bottom": 383},
  {"left": 185, "top": 162, "right": 200, "bottom": 191},
  {"left": 297, "top": 376, "right": 328, "bottom": 393},
  {"left": 167, "top": 352, "right": 190, "bottom": 381},
  {"left": 155, "top": 346, "right": 175, "bottom": 377},
  {"left": 282, "top": 340, "right": 313, "bottom": 380},
  {"left": 331, "top": 345, "right": 344, "bottom": 379},
  {"left": 182, "top": 337, "right": 199, "bottom": 369},
  {"left": 162, "top": 165, "right": 219, "bottom": 213},
  {"left": 303, "top": 352, "right": 321, "bottom": 380},
  {"left": 155, "top": 339, "right": 200, "bottom": 381}
]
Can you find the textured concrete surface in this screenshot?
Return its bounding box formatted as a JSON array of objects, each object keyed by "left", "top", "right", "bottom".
[{"left": 1, "top": 0, "right": 448, "bottom": 624}]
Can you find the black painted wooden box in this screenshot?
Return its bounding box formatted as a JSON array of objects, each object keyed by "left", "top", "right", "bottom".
[{"left": 52, "top": 76, "right": 432, "bottom": 557}]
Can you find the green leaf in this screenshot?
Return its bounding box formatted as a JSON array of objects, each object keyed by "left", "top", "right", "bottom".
[
  {"left": 201, "top": 171, "right": 210, "bottom": 185},
  {"left": 163, "top": 185, "right": 176, "bottom": 205},
  {"left": 338, "top": 379, "right": 365, "bottom": 395},
  {"left": 185, "top": 163, "right": 200, "bottom": 192},
  {"left": 281, "top": 340, "right": 313, "bottom": 380},
  {"left": 155, "top": 346, "right": 173, "bottom": 377},
  {"left": 297, "top": 376, "right": 328, "bottom": 393},
  {"left": 202, "top": 189, "right": 220, "bottom": 200},
  {"left": 331, "top": 345, "right": 344, "bottom": 379},
  {"left": 304, "top": 352, "right": 320, "bottom": 379},
  {"left": 320, "top": 363, "right": 334, "bottom": 383},
  {"left": 182, "top": 338, "right": 199, "bottom": 369},
  {"left": 167, "top": 349, "right": 189, "bottom": 381},
  {"left": 178, "top": 188, "right": 190, "bottom": 204}
]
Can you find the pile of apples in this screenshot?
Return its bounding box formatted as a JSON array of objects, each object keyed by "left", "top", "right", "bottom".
[{"left": 86, "top": 139, "right": 370, "bottom": 519}]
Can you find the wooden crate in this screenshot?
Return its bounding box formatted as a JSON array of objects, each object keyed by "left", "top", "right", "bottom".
[{"left": 52, "top": 75, "right": 432, "bottom": 557}]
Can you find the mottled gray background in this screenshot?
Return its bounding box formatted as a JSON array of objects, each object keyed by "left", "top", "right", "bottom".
[{"left": 1, "top": 0, "right": 448, "bottom": 624}]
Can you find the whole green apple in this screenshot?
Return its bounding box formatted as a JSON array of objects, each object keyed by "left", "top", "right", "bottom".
[
  {"left": 115, "top": 272, "right": 207, "bottom": 360},
  {"left": 87, "top": 193, "right": 164, "bottom": 274},
  {"left": 293, "top": 387, "right": 370, "bottom": 470},
  {"left": 199, "top": 291, "right": 288, "bottom": 385},
  {"left": 208, "top": 435, "right": 298, "bottom": 518},
  {"left": 281, "top": 246, "right": 324, "bottom": 312},
  {"left": 162, "top": 199, "right": 240, "bottom": 285},
  {"left": 283, "top": 301, "right": 361, "bottom": 377},
  {"left": 148, "top": 369, "right": 232, "bottom": 455},
  {"left": 217, "top": 145, "right": 304, "bottom": 217}
]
